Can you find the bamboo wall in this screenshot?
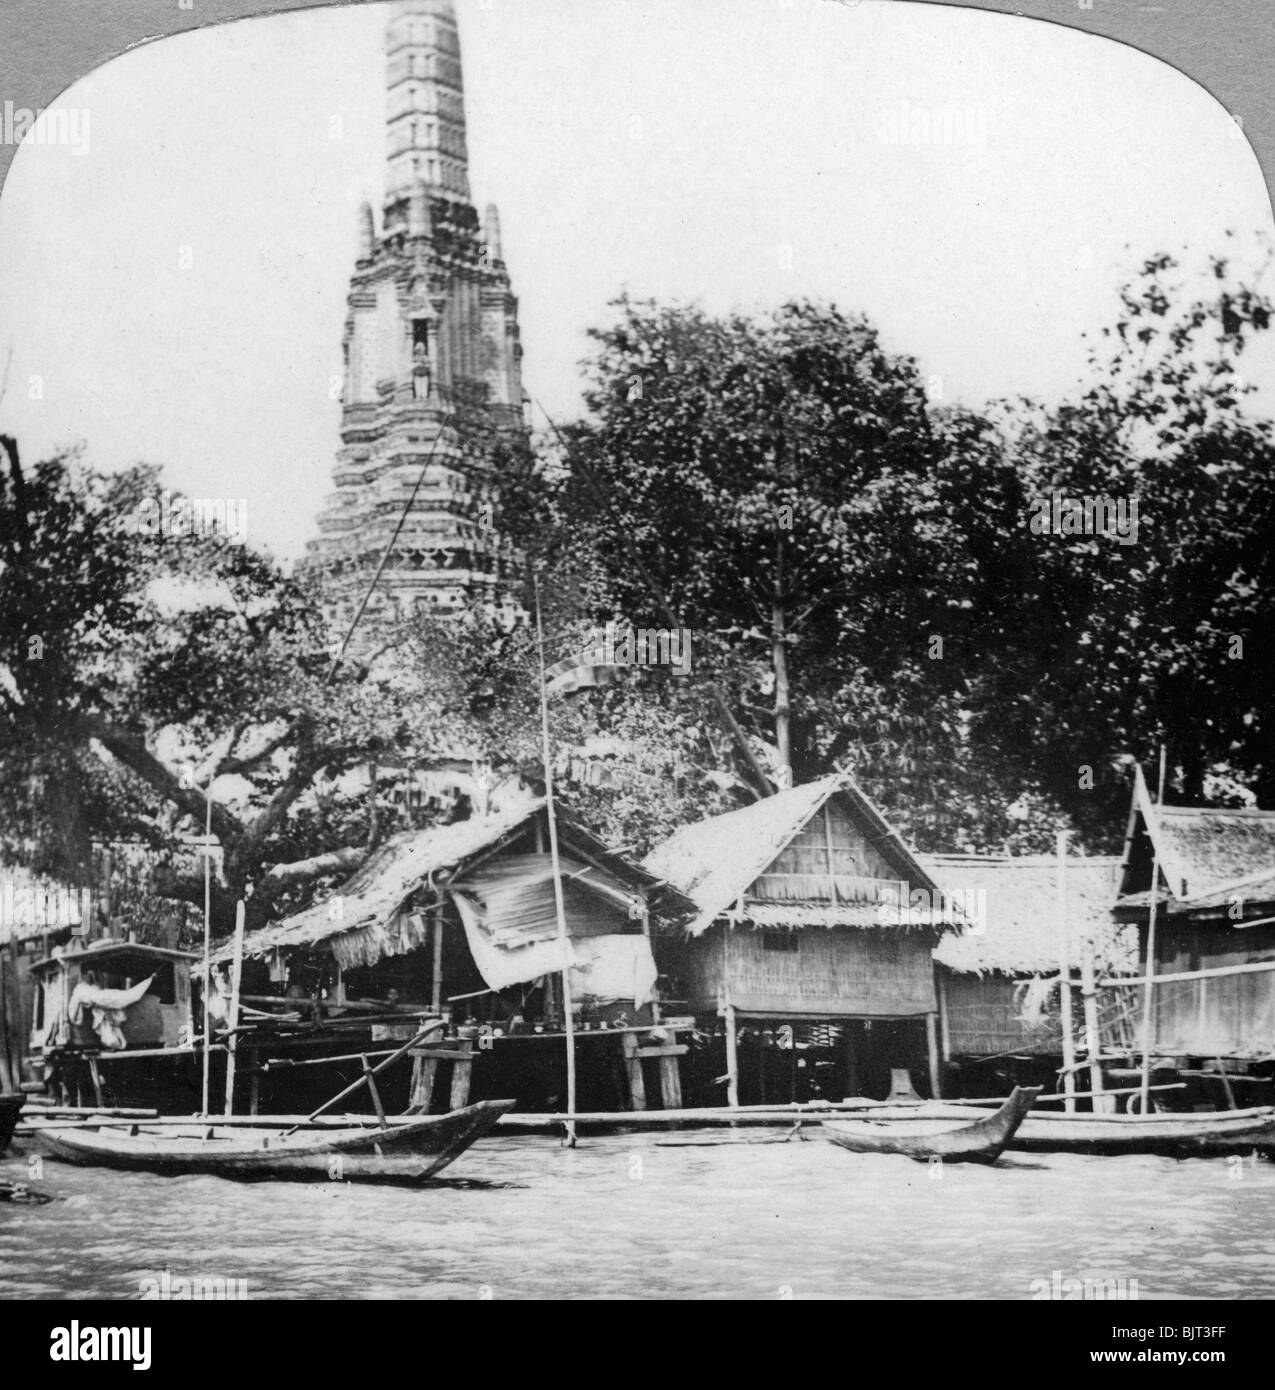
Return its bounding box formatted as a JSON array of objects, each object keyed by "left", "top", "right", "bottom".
[
  {"left": 940, "top": 971, "right": 1058, "bottom": 1057},
  {"left": 1149, "top": 920, "right": 1275, "bottom": 1058},
  {"left": 672, "top": 923, "right": 938, "bottom": 1018}
]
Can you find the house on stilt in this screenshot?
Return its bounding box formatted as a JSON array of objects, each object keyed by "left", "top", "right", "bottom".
[
  {"left": 924, "top": 853, "right": 1130, "bottom": 1096},
  {"left": 643, "top": 773, "right": 965, "bottom": 1106},
  {"left": 1113, "top": 776, "right": 1275, "bottom": 1108},
  {"left": 209, "top": 799, "right": 694, "bottom": 1116}
]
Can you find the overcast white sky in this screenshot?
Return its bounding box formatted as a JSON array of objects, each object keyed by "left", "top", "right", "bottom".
[{"left": 0, "top": 0, "right": 1271, "bottom": 563}]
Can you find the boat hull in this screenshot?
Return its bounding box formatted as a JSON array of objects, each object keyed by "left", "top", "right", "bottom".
[
  {"left": 827, "top": 1103, "right": 1275, "bottom": 1157},
  {"left": 29, "top": 1100, "right": 514, "bottom": 1183},
  {"left": 822, "top": 1086, "right": 1040, "bottom": 1164}
]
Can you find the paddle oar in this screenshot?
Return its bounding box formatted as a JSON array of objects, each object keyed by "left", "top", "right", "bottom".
[{"left": 279, "top": 1021, "right": 446, "bottom": 1138}]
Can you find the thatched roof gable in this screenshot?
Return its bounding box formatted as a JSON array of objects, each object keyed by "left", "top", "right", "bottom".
[
  {"left": 643, "top": 773, "right": 952, "bottom": 937},
  {"left": 928, "top": 854, "right": 1130, "bottom": 976},
  {"left": 1116, "top": 769, "right": 1275, "bottom": 917}
]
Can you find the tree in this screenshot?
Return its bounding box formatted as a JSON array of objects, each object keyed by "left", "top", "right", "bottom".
[
  {"left": 982, "top": 243, "right": 1275, "bottom": 837},
  {"left": 0, "top": 439, "right": 396, "bottom": 929}
]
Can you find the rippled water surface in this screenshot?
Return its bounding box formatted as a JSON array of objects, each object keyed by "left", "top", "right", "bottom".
[{"left": 4, "top": 1132, "right": 1274, "bottom": 1300}]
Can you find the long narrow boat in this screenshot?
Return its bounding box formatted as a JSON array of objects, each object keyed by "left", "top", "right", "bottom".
[
  {"left": 27, "top": 1099, "right": 514, "bottom": 1183},
  {"left": 827, "top": 1101, "right": 1275, "bottom": 1158},
  {"left": 0, "top": 1094, "right": 24, "bottom": 1155},
  {"left": 821, "top": 1086, "right": 1040, "bottom": 1164}
]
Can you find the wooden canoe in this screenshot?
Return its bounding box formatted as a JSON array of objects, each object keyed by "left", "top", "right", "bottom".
[
  {"left": 830, "top": 1101, "right": 1275, "bottom": 1157},
  {"left": 27, "top": 1099, "right": 515, "bottom": 1183},
  {"left": 821, "top": 1086, "right": 1040, "bottom": 1164},
  {"left": 0, "top": 1094, "right": 24, "bottom": 1155}
]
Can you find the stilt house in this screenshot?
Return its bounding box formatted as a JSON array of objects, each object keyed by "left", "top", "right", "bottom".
[
  {"left": 643, "top": 774, "right": 964, "bottom": 1104},
  {"left": 1114, "top": 776, "right": 1275, "bottom": 1073},
  {"left": 926, "top": 853, "right": 1130, "bottom": 1091}
]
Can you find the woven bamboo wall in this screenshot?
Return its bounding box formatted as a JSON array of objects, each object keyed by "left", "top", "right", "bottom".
[
  {"left": 941, "top": 972, "right": 1058, "bottom": 1057},
  {"left": 673, "top": 922, "right": 937, "bottom": 1018}
]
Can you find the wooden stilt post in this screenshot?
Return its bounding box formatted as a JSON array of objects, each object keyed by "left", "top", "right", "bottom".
[
  {"left": 223, "top": 901, "right": 245, "bottom": 1116},
  {"left": 88, "top": 1057, "right": 104, "bottom": 1109},
  {"left": 409, "top": 1054, "right": 438, "bottom": 1113},
  {"left": 430, "top": 902, "right": 443, "bottom": 1015},
  {"left": 621, "top": 1031, "right": 647, "bottom": 1110},
  {"left": 249, "top": 1054, "right": 260, "bottom": 1116},
  {"left": 925, "top": 1012, "right": 942, "bottom": 1099},
  {"left": 724, "top": 1002, "right": 740, "bottom": 1109},
  {"left": 1056, "top": 830, "right": 1077, "bottom": 1114},
  {"left": 448, "top": 1038, "right": 474, "bottom": 1110},
  {"left": 938, "top": 972, "right": 952, "bottom": 1063}
]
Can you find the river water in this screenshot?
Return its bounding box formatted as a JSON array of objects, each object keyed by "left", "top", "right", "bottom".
[{"left": 3, "top": 1132, "right": 1274, "bottom": 1300}]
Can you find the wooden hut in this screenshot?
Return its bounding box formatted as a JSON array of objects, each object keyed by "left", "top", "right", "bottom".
[
  {"left": 926, "top": 854, "right": 1130, "bottom": 1093},
  {"left": 643, "top": 773, "right": 963, "bottom": 1104},
  {"left": 1114, "top": 777, "right": 1275, "bottom": 1085},
  {"left": 211, "top": 800, "right": 693, "bottom": 1114}
]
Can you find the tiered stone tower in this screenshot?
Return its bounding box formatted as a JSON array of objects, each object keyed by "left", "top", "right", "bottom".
[{"left": 302, "top": 0, "right": 527, "bottom": 629}]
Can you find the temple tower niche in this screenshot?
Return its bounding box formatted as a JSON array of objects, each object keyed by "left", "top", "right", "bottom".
[{"left": 302, "top": 0, "right": 527, "bottom": 631}]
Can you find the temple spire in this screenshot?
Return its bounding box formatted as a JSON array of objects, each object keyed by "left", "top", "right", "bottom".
[{"left": 385, "top": 0, "right": 470, "bottom": 202}]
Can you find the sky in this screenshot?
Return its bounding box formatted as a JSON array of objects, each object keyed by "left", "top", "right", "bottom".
[{"left": 0, "top": 0, "right": 1271, "bottom": 564}]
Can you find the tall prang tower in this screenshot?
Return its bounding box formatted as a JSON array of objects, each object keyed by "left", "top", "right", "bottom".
[{"left": 301, "top": 0, "right": 528, "bottom": 630}]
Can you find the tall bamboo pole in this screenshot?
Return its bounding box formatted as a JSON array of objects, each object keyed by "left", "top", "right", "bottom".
[
  {"left": 1138, "top": 749, "right": 1168, "bottom": 1113},
  {"left": 534, "top": 575, "right": 577, "bottom": 1146},
  {"left": 201, "top": 785, "right": 213, "bottom": 1116},
  {"left": 223, "top": 900, "right": 245, "bottom": 1116},
  {"left": 1056, "top": 829, "right": 1077, "bottom": 1113}
]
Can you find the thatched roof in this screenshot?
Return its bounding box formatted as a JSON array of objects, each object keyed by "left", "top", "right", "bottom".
[
  {"left": 214, "top": 802, "right": 668, "bottom": 971},
  {"left": 928, "top": 854, "right": 1131, "bottom": 977},
  {"left": 1116, "top": 770, "right": 1275, "bottom": 917},
  {"left": 643, "top": 773, "right": 955, "bottom": 937}
]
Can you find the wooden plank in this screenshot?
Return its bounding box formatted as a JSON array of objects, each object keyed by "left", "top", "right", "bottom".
[
  {"left": 1100, "top": 959, "right": 1275, "bottom": 988},
  {"left": 634, "top": 1044, "right": 687, "bottom": 1059}
]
